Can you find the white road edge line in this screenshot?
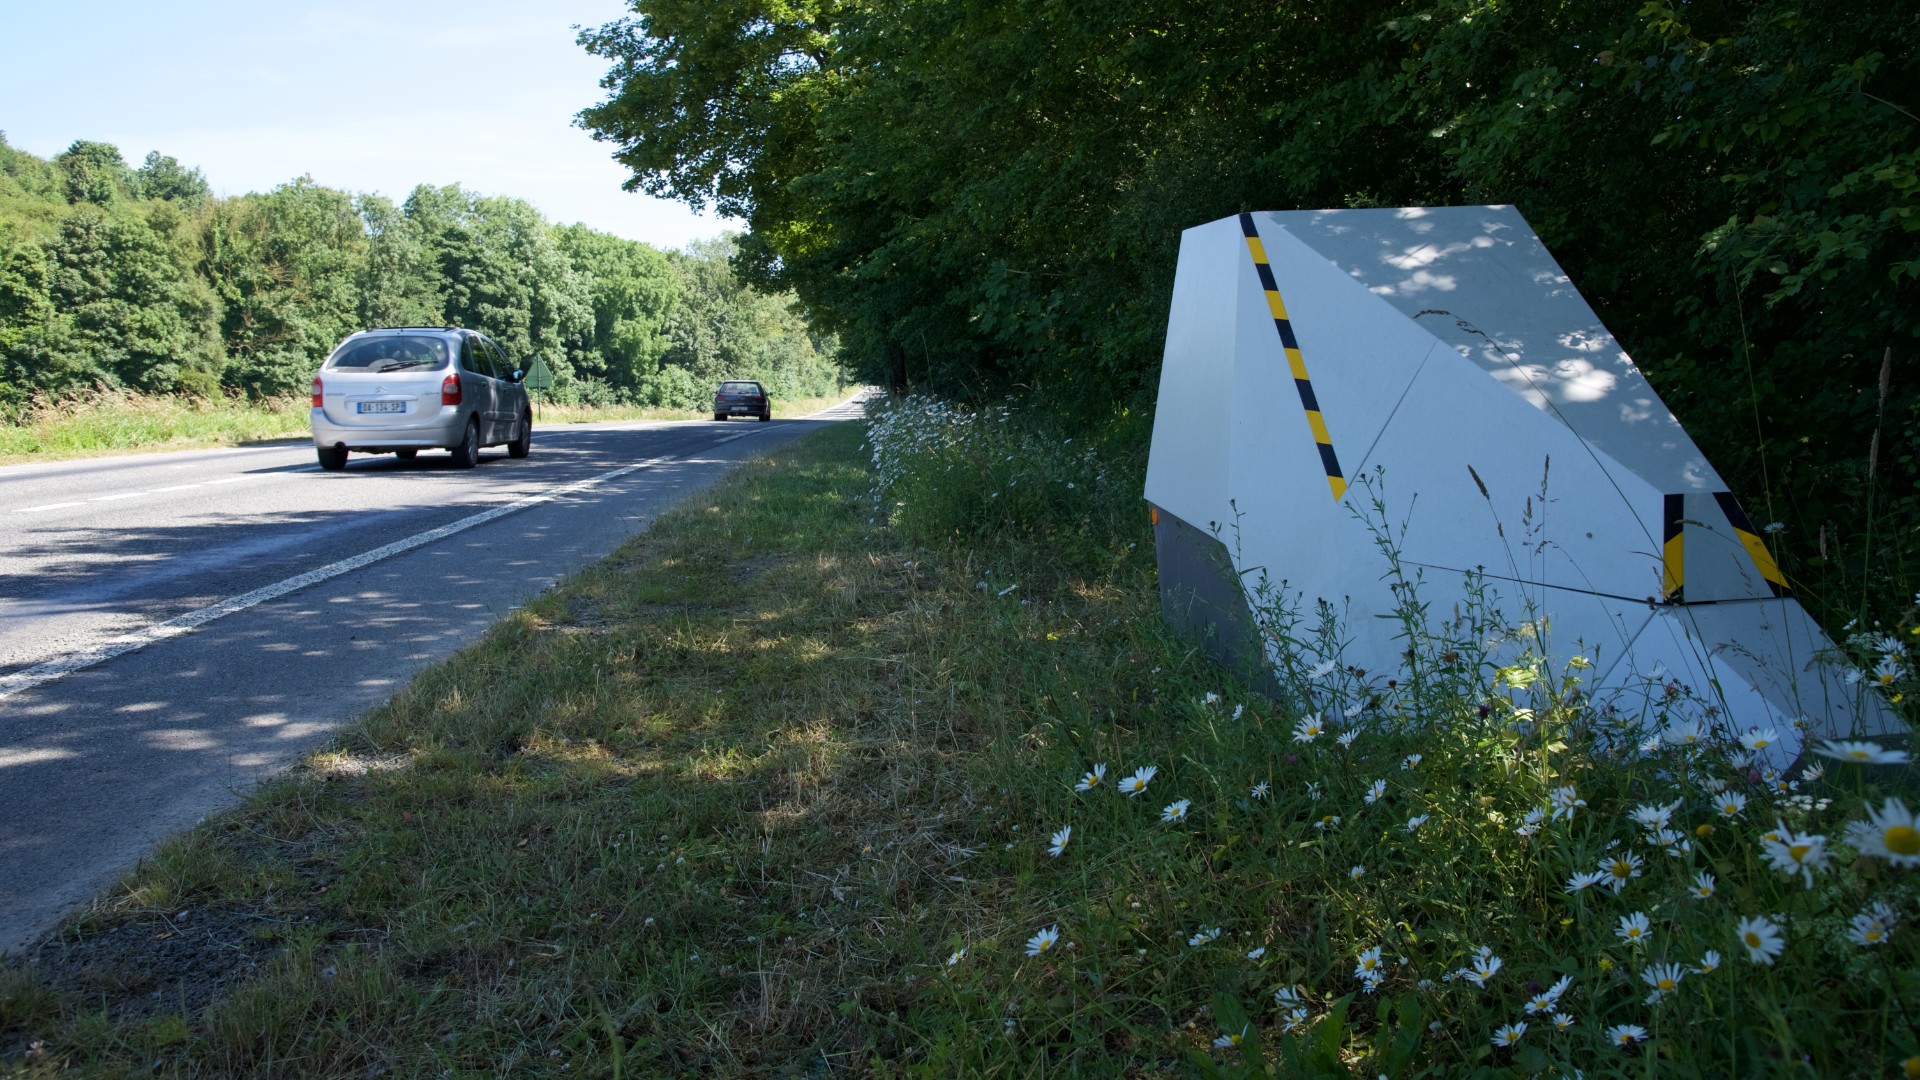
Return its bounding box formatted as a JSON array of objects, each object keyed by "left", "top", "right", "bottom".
[{"left": 0, "top": 454, "right": 676, "bottom": 702}]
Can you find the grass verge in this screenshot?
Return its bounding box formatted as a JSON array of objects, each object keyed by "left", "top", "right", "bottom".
[{"left": 3, "top": 402, "right": 1916, "bottom": 1078}]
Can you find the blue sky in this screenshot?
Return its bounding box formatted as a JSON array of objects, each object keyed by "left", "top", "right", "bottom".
[{"left": 0, "top": 0, "right": 729, "bottom": 248}]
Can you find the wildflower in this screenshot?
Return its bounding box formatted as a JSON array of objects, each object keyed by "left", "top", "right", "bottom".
[
  {"left": 1492, "top": 1021, "right": 1526, "bottom": 1048},
  {"left": 1188, "top": 927, "right": 1222, "bottom": 947},
  {"left": 1293, "top": 715, "right": 1325, "bottom": 742},
  {"left": 1740, "top": 728, "right": 1780, "bottom": 752},
  {"left": 1564, "top": 870, "right": 1608, "bottom": 893},
  {"left": 1315, "top": 814, "right": 1342, "bottom": 830},
  {"left": 1549, "top": 785, "right": 1586, "bottom": 821},
  {"left": 1551, "top": 1012, "right": 1576, "bottom": 1031},
  {"left": 1695, "top": 949, "right": 1721, "bottom": 974},
  {"left": 1405, "top": 814, "right": 1430, "bottom": 832},
  {"left": 1763, "top": 520, "right": 1785, "bottom": 533},
  {"left": 1074, "top": 764, "right": 1108, "bottom": 792},
  {"left": 1047, "top": 825, "right": 1072, "bottom": 858},
  {"left": 1354, "top": 945, "right": 1385, "bottom": 982},
  {"left": 1629, "top": 800, "right": 1681, "bottom": 833},
  {"left": 1212, "top": 1026, "right": 1248, "bottom": 1049},
  {"left": 1524, "top": 975, "right": 1572, "bottom": 1015},
  {"left": 1759, "top": 821, "right": 1830, "bottom": 888},
  {"left": 1615, "top": 912, "right": 1653, "bottom": 945},
  {"left": 1814, "top": 739, "right": 1910, "bottom": 765},
  {"left": 1648, "top": 828, "right": 1690, "bottom": 856},
  {"left": 1704, "top": 776, "right": 1729, "bottom": 794},
  {"left": 1713, "top": 791, "right": 1748, "bottom": 818},
  {"left": 1801, "top": 761, "right": 1825, "bottom": 782},
  {"left": 1350, "top": 865, "right": 1366, "bottom": 880},
  {"left": 1607, "top": 1024, "right": 1648, "bottom": 1048},
  {"left": 1232, "top": 704, "right": 1244, "bottom": 721},
  {"left": 1457, "top": 946, "right": 1502, "bottom": 988},
  {"left": 1204, "top": 691, "right": 1222, "bottom": 706},
  {"left": 1641, "top": 962, "right": 1684, "bottom": 1003},
  {"left": 1599, "top": 851, "right": 1645, "bottom": 893},
  {"left": 1025, "top": 925, "right": 1061, "bottom": 957},
  {"left": 1848, "top": 901, "right": 1898, "bottom": 947},
  {"left": 1337, "top": 729, "right": 1359, "bottom": 749},
  {"left": 1251, "top": 780, "right": 1270, "bottom": 800},
  {"left": 1513, "top": 807, "right": 1546, "bottom": 838},
  {"left": 1273, "top": 984, "right": 1304, "bottom": 1007},
  {"left": 1161, "top": 799, "right": 1192, "bottom": 824},
  {"left": 1305, "top": 780, "right": 1323, "bottom": 800},
  {"left": 1663, "top": 717, "right": 1706, "bottom": 745},
  {"left": 1875, "top": 655, "right": 1903, "bottom": 685},
  {"left": 1689, "top": 871, "right": 1716, "bottom": 899},
  {"left": 1280, "top": 1006, "right": 1310, "bottom": 1032},
  {"left": 1247, "top": 946, "right": 1267, "bottom": 961},
  {"left": 1402, "top": 753, "right": 1423, "bottom": 769},
  {"left": 1365, "top": 779, "right": 1387, "bottom": 804},
  {"left": 946, "top": 948, "right": 967, "bottom": 966},
  {"left": 1308, "top": 659, "right": 1337, "bottom": 679},
  {"left": 1118, "top": 765, "right": 1158, "bottom": 797},
  {"left": 1845, "top": 798, "right": 1920, "bottom": 867},
  {"left": 1735, "top": 915, "right": 1785, "bottom": 965}
]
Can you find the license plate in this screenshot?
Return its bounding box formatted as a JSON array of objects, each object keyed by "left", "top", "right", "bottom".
[
  {"left": 357, "top": 401, "right": 405, "bottom": 414},
  {"left": 731, "top": 405, "right": 747, "bottom": 412}
]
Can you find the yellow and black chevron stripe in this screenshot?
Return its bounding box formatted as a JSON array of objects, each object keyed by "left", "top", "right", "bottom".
[
  {"left": 1662, "top": 493, "right": 1685, "bottom": 602},
  {"left": 1239, "top": 213, "right": 1346, "bottom": 501},
  {"left": 1713, "top": 491, "right": 1789, "bottom": 598}
]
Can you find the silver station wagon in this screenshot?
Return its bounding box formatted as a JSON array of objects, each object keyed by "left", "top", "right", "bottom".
[{"left": 310, "top": 328, "right": 532, "bottom": 471}]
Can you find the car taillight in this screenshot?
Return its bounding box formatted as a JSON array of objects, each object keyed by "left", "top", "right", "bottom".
[
  {"left": 311, "top": 377, "right": 323, "bottom": 407},
  {"left": 441, "top": 373, "right": 462, "bottom": 405}
]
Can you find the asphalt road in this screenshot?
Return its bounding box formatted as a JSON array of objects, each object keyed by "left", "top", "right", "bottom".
[{"left": 0, "top": 402, "right": 863, "bottom": 956}]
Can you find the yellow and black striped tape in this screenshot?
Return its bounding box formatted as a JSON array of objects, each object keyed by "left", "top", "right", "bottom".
[
  {"left": 1239, "top": 213, "right": 1346, "bottom": 501},
  {"left": 1662, "top": 494, "right": 1685, "bottom": 601},
  {"left": 1713, "top": 491, "right": 1789, "bottom": 598}
]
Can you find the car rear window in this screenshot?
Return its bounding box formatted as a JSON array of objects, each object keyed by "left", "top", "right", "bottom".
[
  {"left": 326, "top": 336, "right": 451, "bottom": 372},
  {"left": 720, "top": 382, "right": 761, "bottom": 393}
]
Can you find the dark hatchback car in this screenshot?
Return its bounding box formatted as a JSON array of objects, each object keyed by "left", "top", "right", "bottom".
[{"left": 713, "top": 380, "right": 771, "bottom": 422}]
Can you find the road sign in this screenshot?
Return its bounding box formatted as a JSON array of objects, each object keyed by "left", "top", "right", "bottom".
[{"left": 523, "top": 356, "right": 555, "bottom": 390}]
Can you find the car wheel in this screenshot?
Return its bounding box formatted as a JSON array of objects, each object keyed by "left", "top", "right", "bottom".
[
  {"left": 317, "top": 445, "right": 348, "bottom": 471},
  {"left": 450, "top": 419, "right": 480, "bottom": 469},
  {"left": 508, "top": 409, "right": 532, "bottom": 459},
  {"left": 759, "top": 409, "right": 771, "bottom": 422},
  {"left": 394, "top": 449, "right": 418, "bottom": 460},
  {"left": 714, "top": 412, "right": 727, "bottom": 421}
]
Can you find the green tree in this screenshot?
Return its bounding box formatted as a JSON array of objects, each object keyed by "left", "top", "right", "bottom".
[
  {"left": 43, "top": 207, "right": 222, "bottom": 393},
  {"left": 553, "top": 222, "right": 679, "bottom": 398},
  {"left": 54, "top": 140, "right": 133, "bottom": 206},
  {"left": 133, "top": 151, "right": 210, "bottom": 205}
]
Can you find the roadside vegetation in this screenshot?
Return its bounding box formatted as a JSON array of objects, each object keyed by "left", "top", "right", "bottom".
[{"left": 3, "top": 401, "right": 1913, "bottom": 1076}]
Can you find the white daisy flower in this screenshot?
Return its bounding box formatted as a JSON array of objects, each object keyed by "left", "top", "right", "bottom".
[
  {"left": 1848, "top": 901, "right": 1898, "bottom": 947},
  {"left": 1599, "top": 851, "right": 1644, "bottom": 892},
  {"left": 1364, "top": 779, "right": 1387, "bottom": 804},
  {"left": 1491, "top": 1021, "right": 1526, "bottom": 1048},
  {"left": 1735, "top": 914, "right": 1784, "bottom": 965},
  {"left": 1689, "top": 871, "right": 1716, "bottom": 899},
  {"left": 1607, "top": 1023, "right": 1648, "bottom": 1047},
  {"left": 1759, "top": 821, "right": 1830, "bottom": 888},
  {"left": 1354, "top": 945, "right": 1385, "bottom": 982},
  {"left": 1074, "top": 763, "right": 1108, "bottom": 792},
  {"left": 1047, "top": 825, "right": 1072, "bottom": 857},
  {"left": 1025, "top": 925, "right": 1061, "bottom": 957},
  {"left": 1844, "top": 798, "right": 1920, "bottom": 867},
  {"left": 1629, "top": 800, "right": 1681, "bottom": 833},
  {"left": 1308, "top": 659, "right": 1337, "bottom": 679},
  {"left": 1516, "top": 807, "right": 1545, "bottom": 837},
  {"left": 1564, "top": 870, "right": 1608, "bottom": 893},
  {"left": 1250, "top": 780, "right": 1271, "bottom": 800},
  {"left": 1615, "top": 911, "right": 1653, "bottom": 945},
  {"left": 1273, "top": 984, "right": 1304, "bottom": 1007},
  {"left": 1292, "top": 714, "right": 1325, "bottom": 742},
  {"left": 1212, "top": 1026, "right": 1248, "bottom": 1049},
  {"left": 1402, "top": 753, "right": 1423, "bottom": 769},
  {"left": 1740, "top": 728, "right": 1780, "bottom": 752},
  {"left": 1694, "top": 949, "right": 1721, "bottom": 974},
  {"left": 1279, "top": 1005, "right": 1309, "bottom": 1032},
  {"left": 1350, "top": 865, "right": 1366, "bottom": 880},
  {"left": 1549, "top": 785, "right": 1586, "bottom": 821},
  {"left": 1118, "top": 765, "right": 1158, "bottom": 797},
  {"left": 1336, "top": 729, "right": 1359, "bottom": 749},
  {"left": 1662, "top": 717, "right": 1706, "bottom": 745},
  {"left": 1161, "top": 798, "right": 1192, "bottom": 823},
  {"left": 1188, "top": 926, "right": 1221, "bottom": 947},
  {"left": 1305, "top": 780, "right": 1322, "bottom": 801},
  {"left": 1713, "top": 791, "right": 1748, "bottom": 818},
  {"left": 1457, "top": 946, "right": 1502, "bottom": 988},
  {"left": 1404, "top": 814, "right": 1430, "bottom": 832},
  {"left": 1204, "top": 691, "right": 1222, "bottom": 706},
  {"left": 1246, "top": 946, "right": 1266, "bottom": 961},
  {"left": 1641, "top": 962, "right": 1684, "bottom": 1003},
  {"left": 946, "top": 947, "right": 967, "bottom": 965},
  {"left": 1814, "top": 740, "right": 1910, "bottom": 765},
  {"left": 1550, "top": 1012, "right": 1575, "bottom": 1031}
]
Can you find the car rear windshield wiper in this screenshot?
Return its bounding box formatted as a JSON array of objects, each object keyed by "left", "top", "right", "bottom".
[{"left": 375, "top": 359, "right": 437, "bottom": 372}]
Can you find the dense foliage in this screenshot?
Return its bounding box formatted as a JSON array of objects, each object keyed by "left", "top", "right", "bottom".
[
  {"left": 0, "top": 134, "right": 846, "bottom": 411},
  {"left": 579, "top": 0, "right": 1918, "bottom": 628}
]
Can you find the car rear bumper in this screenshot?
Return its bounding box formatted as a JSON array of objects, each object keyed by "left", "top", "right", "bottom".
[{"left": 312, "top": 407, "right": 466, "bottom": 450}]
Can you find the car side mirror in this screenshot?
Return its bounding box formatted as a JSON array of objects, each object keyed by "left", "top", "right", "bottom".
[{"left": 512, "top": 369, "right": 525, "bottom": 383}]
